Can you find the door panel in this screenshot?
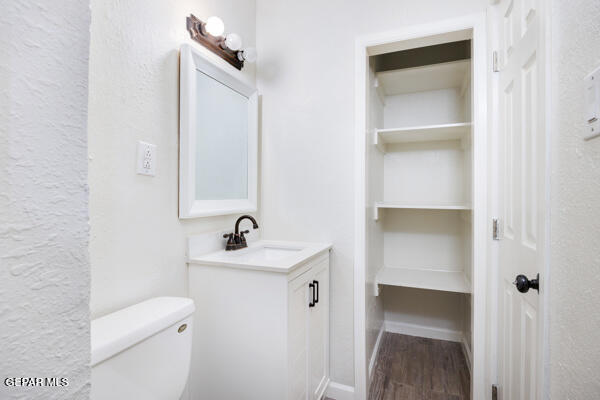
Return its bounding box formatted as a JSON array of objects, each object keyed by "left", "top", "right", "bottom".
[
  {"left": 309, "top": 259, "right": 329, "bottom": 400},
  {"left": 497, "top": 0, "right": 546, "bottom": 399},
  {"left": 501, "top": 284, "right": 514, "bottom": 398},
  {"left": 520, "top": 300, "right": 537, "bottom": 400},
  {"left": 289, "top": 271, "right": 311, "bottom": 400},
  {"left": 521, "top": 53, "right": 538, "bottom": 250}
]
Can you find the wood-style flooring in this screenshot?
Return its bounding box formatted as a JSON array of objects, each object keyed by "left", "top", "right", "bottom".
[{"left": 368, "top": 333, "right": 470, "bottom": 400}]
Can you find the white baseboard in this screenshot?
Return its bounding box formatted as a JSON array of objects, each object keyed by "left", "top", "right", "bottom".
[
  {"left": 368, "top": 324, "right": 385, "bottom": 380},
  {"left": 384, "top": 320, "right": 463, "bottom": 343},
  {"left": 316, "top": 377, "right": 330, "bottom": 400},
  {"left": 461, "top": 336, "right": 472, "bottom": 373},
  {"left": 325, "top": 381, "right": 355, "bottom": 400},
  {"left": 179, "top": 381, "right": 189, "bottom": 400}
]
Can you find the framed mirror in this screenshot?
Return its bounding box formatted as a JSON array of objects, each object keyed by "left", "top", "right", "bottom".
[{"left": 179, "top": 44, "right": 258, "bottom": 218}]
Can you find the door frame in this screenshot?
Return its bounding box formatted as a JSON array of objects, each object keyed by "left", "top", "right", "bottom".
[{"left": 353, "top": 13, "right": 488, "bottom": 400}]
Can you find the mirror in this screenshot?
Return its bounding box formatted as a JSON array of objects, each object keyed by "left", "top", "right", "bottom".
[
  {"left": 194, "top": 70, "right": 248, "bottom": 200},
  {"left": 179, "top": 44, "right": 258, "bottom": 218}
]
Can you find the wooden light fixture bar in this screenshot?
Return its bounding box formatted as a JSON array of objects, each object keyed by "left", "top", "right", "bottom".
[{"left": 186, "top": 14, "right": 244, "bottom": 70}]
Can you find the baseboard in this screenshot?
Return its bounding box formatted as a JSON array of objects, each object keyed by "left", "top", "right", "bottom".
[
  {"left": 368, "top": 324, "right": 385, "bottom": 380},
  {"left": 179, "top": 381, "right": 190, "bottom": 400},
  {"left": 461, "top": 335, "right": 472, "bottom": 374},
  {"left": 384, "top": 320, "right": 463, "bottom": 343},
  {"left": 316, "top": 377, "right": 330, "bottom": 400},
  {"left": 325, "top": 381, "right": 355, "bottom": 400}
]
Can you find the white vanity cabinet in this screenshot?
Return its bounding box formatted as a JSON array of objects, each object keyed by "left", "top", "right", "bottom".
[{"left": 187, "top": 241, "right": 331, "bottom": 400}]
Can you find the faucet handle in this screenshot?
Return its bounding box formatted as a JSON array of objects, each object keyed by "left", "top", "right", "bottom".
[
  {"left": 239, "top": 230, "right": 250, "bottom": 248},
  {"left": 223, "top": 233, "right": 236, "bottom": 251}
]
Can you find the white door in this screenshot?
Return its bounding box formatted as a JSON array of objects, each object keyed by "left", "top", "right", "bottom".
[
  {"left": 309, "top": 259, "right": 329, "bottom": 400},
  {"left": 497, "top": 0, "right": 546, "bottom": 399}
]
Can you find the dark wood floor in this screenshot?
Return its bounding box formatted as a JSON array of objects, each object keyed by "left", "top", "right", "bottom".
[{"left": 367, "top": 333, "right": 470, "bottom": 400}]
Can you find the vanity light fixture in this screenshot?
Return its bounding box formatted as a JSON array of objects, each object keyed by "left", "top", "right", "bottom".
[{"left": 186, "top": 14, "right": 256, "bottom": 70}]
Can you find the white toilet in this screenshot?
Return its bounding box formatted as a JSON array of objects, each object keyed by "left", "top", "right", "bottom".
[{"left": 91, "top": 297, "right": 195, "bottom": 400}]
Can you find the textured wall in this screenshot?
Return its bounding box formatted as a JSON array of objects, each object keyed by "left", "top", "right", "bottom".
[
  {"left": 0, "top": 1, "right": 91, "bottom": 399},
  {"left": 549, "top": 0, "right": 600, "bottom": 397},
  {"left": 88, "top": 0, "right": 257, "bottom": 318},
  {"left": 256, "top": 0, "right": 488, "bottom": 387}
]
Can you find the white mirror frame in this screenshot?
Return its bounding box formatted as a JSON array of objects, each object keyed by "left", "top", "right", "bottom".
[{"left": 179, "top": 43, "right": 258, "bottom": 218}]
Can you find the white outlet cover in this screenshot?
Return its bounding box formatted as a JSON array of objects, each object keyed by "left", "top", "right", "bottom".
[{"left": 137, "top": 141, "right": 157, "bottom": 176}]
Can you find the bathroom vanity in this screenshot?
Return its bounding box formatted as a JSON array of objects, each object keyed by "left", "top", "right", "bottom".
[{"left": 187, "top": 239, "right": 331, "bottom": 400}]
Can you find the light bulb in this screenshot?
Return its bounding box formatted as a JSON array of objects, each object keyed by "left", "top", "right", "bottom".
[
  {"left": 238, "top": 47, "right": 257, "bottom": 63},
  {"left": 224, "top": 33, "right": 242, "bottom": 51},
  {"left": 204, "top": 16, "right": 224, "bottom": 36}
]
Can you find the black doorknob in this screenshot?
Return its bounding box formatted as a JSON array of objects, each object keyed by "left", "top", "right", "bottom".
[{"left": 514, "top": 273, "right": 539, "bottom": 293}]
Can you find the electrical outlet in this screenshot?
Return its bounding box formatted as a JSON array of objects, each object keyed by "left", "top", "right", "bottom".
[{"left": 137, "top": 141, "right": 156, "bottom": 176}]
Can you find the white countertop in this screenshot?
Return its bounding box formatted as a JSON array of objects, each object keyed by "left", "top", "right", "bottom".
[{"left": 188, "top": 240, "right": 332, "bottom": 273}]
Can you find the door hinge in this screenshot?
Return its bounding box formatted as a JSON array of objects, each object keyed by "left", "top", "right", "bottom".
[
  {"left": 493, "top": 51, "right": 500, "bottom": 72},
  {"left": 493, "top": 218, "right": 501, "bottom": 240},
  {"left": 492, "top": 384, "right": 499, "bottom": 400}
]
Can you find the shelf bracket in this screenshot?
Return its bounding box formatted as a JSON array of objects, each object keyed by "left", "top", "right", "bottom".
[{"left": 373, "top": 130, "right": 386, "bottom": 153}]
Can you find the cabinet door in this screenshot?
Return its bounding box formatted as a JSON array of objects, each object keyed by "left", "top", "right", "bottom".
[
  {"left": 309, "top": 258, "right": 329, "bottom": 400},
  {"left": 288, "top": 270, "right": 312, "bottom": 400}
]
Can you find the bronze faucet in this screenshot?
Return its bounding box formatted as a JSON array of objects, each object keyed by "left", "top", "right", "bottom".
[{"left": 223, "top": 215, "right": 259, "bottom": 250}]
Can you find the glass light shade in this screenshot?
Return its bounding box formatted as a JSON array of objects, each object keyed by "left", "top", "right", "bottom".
[
  {"left": 240, "top": 47, "right": 257, "bottom": 63},
  {"left": 224, "top": 33, "right": 242, "bottom": 51},
  {"left": 205, "top": 16, "right": 224, "bottom": 36}
]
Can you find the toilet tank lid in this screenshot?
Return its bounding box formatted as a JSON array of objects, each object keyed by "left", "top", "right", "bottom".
[{"left": 91, "top": 297, "right": 195, "bottom": 367}]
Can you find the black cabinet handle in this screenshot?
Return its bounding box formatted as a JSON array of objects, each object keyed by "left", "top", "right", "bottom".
[
  {"left": 309, "top": 283, "right": 315, "bottom": 307},
  {"left": 313, "top": 280, "right": 319, "bottom": 304}
]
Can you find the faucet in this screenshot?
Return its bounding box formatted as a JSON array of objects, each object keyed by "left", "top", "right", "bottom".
[{"left": 223, "top": 215, "right": 259, "bottom": 251}]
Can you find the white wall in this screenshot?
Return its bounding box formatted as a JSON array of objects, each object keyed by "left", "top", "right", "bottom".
[
  {"left": 549, "top": 0, "right": 600, "bottom": 397},
  {"left": 383, "top": 210, "right": 468, "bottom": 271},
  {"left": 0, "top": 1, "right": 91, "bottom": 398},
  {"left": 383, "top": 141, "right": 467, "bottom": 204},
  {"left": 383, "top": 88, "right": 467, "bottom": 128},
  {"left": 88, "top": 0, "right": 257, "bottom": 318},
  {"left": 382, "top": 287, "right": 466, "bottom": 334},
  {"left": 256, "top": 0, "right": 488, "bottom": 387}
]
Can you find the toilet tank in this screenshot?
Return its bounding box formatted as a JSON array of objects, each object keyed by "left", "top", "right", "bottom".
[{"left": 91, "top": 297, "right": 195, "bottom": 400}]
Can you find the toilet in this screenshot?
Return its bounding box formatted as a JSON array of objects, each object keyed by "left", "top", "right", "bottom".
[{"left": 91, "top": 297, "right": 195, "bottom": 400}]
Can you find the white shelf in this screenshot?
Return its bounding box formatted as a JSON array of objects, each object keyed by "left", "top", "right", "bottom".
[
  {"left": 374, "top": 122, "right": 471, "bottom": 151},
  {"left": 373, "top": 201, "right": 471, "bottom": 220},
  {"left": 376, "top": 59, "right": 470, "bottom": 95},
  {"left": 374, "top": 266, "right": 471, "bottom": 296}
]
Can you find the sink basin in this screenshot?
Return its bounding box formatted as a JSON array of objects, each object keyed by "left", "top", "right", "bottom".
[
  {"left": 229, "top": 244, "right": 303, "bottom": 262},
  {"left": 188, "top": 240, "right": 331, "bottom": 273}
]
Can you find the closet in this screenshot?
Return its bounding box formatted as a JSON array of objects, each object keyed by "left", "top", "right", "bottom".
[{"left": 365, "top": 33, "right": 479, "bottom": 394}]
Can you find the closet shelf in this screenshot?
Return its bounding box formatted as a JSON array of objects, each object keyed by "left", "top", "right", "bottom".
[
  {"left": 376, "top": 59, "right": 470, "bottom": 95},
  {"left": 374, "top": 266, "right": 471, "bottom": 296},
  {"left": 373, "top": 202, "right": 471, "bottom": 220},
  {"left": 374, "top": 122, "right": 472, "bottom": 151}
]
